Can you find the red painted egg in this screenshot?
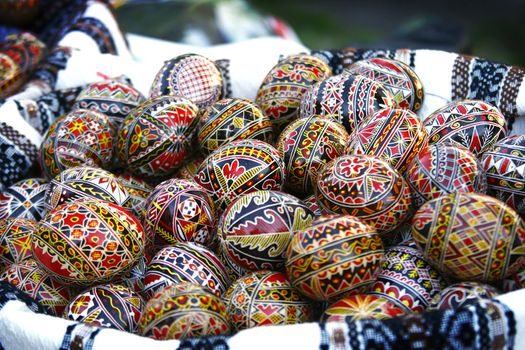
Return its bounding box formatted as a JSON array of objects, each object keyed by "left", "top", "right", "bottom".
[
  {"left": 316, "top": 155, "right": 411, "bottom": 234},
  {"left": 39, "top": 109, "right": 113, "bottom": 179},
  {"left": 277, "top": 116, "right": 349, "bottom": 197},
  {"left": 223, "top": 270, "right": 313, "bottom": 331},
  {"left": 346, "top": 108, "right": 428, "bottom": 173},
  {"left": 144, "top": 178, "right": 215, "bottom": 249},
  {"left": 32, "top": 199, "right": 145, "bottom": 286},
  {"left": 406, "top": 143, "right": 486, "bottom": 207},
  {"left": 256, "top": 54, "right": 332, "bottom": 130},
  {"left": 139, "top": 282, "right": 231, "bottom": 340},
  {"left": 0, "top": 258, "right": 74, "bottom": 316},
  {"left": 117, "top": 96, "right": 199, "bottom": 181},
  {"left": 286, "top": 215, "right": 384, "bottom": 301}
]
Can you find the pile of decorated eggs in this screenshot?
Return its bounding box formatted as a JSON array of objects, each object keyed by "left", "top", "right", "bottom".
[{"left": 3, "top": 49, "right": 525, "bottom": 343}]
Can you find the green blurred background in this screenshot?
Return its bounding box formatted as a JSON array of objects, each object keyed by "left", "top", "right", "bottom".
[{"left": 115, "top": 0, "right": 525, "bottom": 66}]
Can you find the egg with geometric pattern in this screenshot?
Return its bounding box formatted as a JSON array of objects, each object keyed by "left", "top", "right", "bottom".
[
  {"left": 194, "top": 139, "right": 285, "bottom": 213},
  {"left": 286, "top": 215, "right": 384, "bottom": 301},
  {"left": 299, "top": 73, "right": 396, "bottom": 134},
  {"left": 198, "top": 98, "right": 273, "bottom": 155},
  {"left": 423, "top": 100, "right": 507, "bottom": 157},
  {"left": 149, "top": 53, "right": 223, "bottom": 110},
  {"left": 72, "top": 77, "right": 146, "bottom": 133},
  {"left": 32, "top": 198, "right": 145, "bottom": 286},
  {"left": 316, "top": 155, "right": 412, "bottom": 234},
  {"left": 369, "top": 244, "right": 445, "bottom": 313},
  {"left": 142, "top": 242, "right": 230, "bottom": 300},
  {"left": 218, "top": 190, "right": 316, "bottom": 271},
  {"left": 0, "top": 258, "right": 74, "bottom": 316},
  {"left": 117, "top": 95, "right": 199, "bottom": 182},
  {"left": 139, "top": 282, "right": 231, "bottom": 340},
  {"left": 223, "top": 270, "right": 313, "bottom": 331},
  {"left": 45, "top": 166, "right": 132, "bottom": 212},
  {"left": 0, "top": 178, "right": 48, "bottom": 221},
  {"left": 0, "top": 218, "right": 35, "bottom": 272},
  {"left": 322, "top": 294, "right": 407, "bottom": 322},
  {"left": 482, "top": 134, "right": 525, "bottom": 217},
  {"left": 256, "top": 54, "right": 332, "bottom": 130},
  {"left": 411, "top": 192, "right": 525, "bottom": 283},
  {"left": 344, "top": 57, "right": 424, "bottom": 112},
  {"left": 38, "top": 109, "right": 114, "bottom": 179},
  {"left": 63, "top": 283, "right": 144, "bottom": 333},
  {"left": 406, "top": 143, "right": 487, "bottom": 207},
  {"left": 277, "top": 116, "right": 349, "bottom": 197},
  {"left": 144, "top": 178, "right": 215, "bottom": 250},
  {"left": 345, "top": 108, "right": 428, "bottom": 173}
]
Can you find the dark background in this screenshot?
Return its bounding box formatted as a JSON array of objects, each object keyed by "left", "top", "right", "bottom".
[{"left": 115, "top": 0, "right": 525, "bottom": 67}]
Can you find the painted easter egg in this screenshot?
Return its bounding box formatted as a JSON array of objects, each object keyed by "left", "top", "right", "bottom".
[
  {"left": 299, "top": 73, "right": 396, "bottom": 134},
  {"left": 194, "top": 139, "right": 285, "bottom": 212},
  {"left": 218, "top": 190, "right": 315, "bottom": 271},
  {"left": 286, "top": 215, "right": 384, "bottom": 301},
  {"left": 0, "top": 258, "right": 74, "bottom": 316},
  {"left": 144, "top": 178, "right": 215, "bottom": 249},
  {"left": 32, "top": 199, "right": 145, "bottom": 286},
  {"left": 117, "top": 95, "right": 199, "bottom": 181},
  {"left": 345, "top": 108, "right": 428, "bottom": 173},
  {"left": 0, "top": 218, "right": 35, "bottom": 272},
  {"left": 482, "top": 134, "right": 525, "bottom": 217},
  {"left": 223, "top": 270, "right": 313, "bottom": 331},
  {"left": 45, "top": 166, "right": 132, "bottom": 212},
  {"left": 423, "top": 100, "right": 507, "bottom": 157},
  {"left": 344, "top": 57, "right": 424, "bottom": 111},
  {"left": 0, "top": 178, "right": 47, "bottom": 221},
  {"left": 370, "top": 245, "right": 445, "bottom": 313},
  {"left": 139, "top": 282, "right": 230, "bottom": 340},
  {"left": 143, "top": 242, "right": 229, "bottom": 300},
  {"left": 277, "top": 116, "right": 349, "bottom": 196},
  {"left": 429, "top": 281, "right": 500, "bottom": 310},
  {"left": 72, "top": 77, "right": 146, "bottom": 132},
  {"left": 149, "top": 53, "right": 222, "bottom": 110},
  {"left": 38, "top": 109, "right": 113, "bottom": 179},
  {"left": 316, "top": 155, "right": 411, "bottom": 234},
  {"left": 198, "top": 98, "right": 273, "bottom": 155},
  {"left": 115, "top": 172, "right": 153, "bottom": 220},
  {"left": 64, "top": 283, "right": 144, "bottom": 332},
  {"left": 406, "top": 143, "right": 486, "bottom": 207},
  {"left": 216, "top": 244, "right": 248, "bottom": 283},
  {"left": 322, "top": 294, "right": 406, "bottom": 322},
  {"left": 256, "top": 54, "right": 332, "bottom": 130},
  {"left": 411, "top": 192, "right": 525, "bottom": 282}
]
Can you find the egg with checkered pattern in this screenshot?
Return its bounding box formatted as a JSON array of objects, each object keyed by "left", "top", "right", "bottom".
[
  {"left": 144, "top": 178, "right": 215, "bottom": 250},
  {"left": 39, "top": 109, "right": 114, "bottom": 179},
  {"left": 149, "top": 53, "right": 223, "bottom": 110},
  {"left": 198, "top": 98, "right": 273, "bottom": 155},
  {"left": 117, "top": 96, "right": 199, "bottom": 182},
  {"left": 63, "top": 283, "right": 144, "bottom": 333}
]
